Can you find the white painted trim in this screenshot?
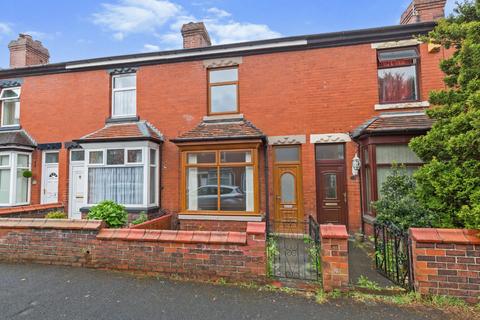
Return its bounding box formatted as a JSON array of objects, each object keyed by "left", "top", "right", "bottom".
[
  {"left": 41, "top": 151, "right": 59, "bottom": 204},
  {"left": 66, "top": 40, "right": 308, "bottom": 69},
  {"left": 268, "top": 135, "right": 306, "bottom": 145},
  {"left": 203, "top": 114, "right": 244, "bottom": 121},
  {"left": 374, "top": 101, "right": 429, "bottom": 111},
  {"left": 371, "top": 39, "right": 421, "bottom": 49},
  {"left": 310, "top": 133, "right": 351, "bottom": 144},
  {"left": 178, "top": 214, "right": 263, "bottom": 222}
]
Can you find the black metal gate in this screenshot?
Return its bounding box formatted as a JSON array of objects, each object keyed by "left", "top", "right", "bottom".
[
  {"left": 267, "top": 216, "right": 321, "bottom": 281},
  {"left": 373, "top": 221, "right": 414, "bottom": 290}
]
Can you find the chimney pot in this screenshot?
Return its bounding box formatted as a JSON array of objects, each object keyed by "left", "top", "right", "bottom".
[
  {"left": 181, "top": 22, "right": 211, "bottom": 49},
  {"left": 400, "top": 0, "right": 447, "bottom": 24},
  {"left": 8, "top": 33, "right": 50, "bottom": 68}
]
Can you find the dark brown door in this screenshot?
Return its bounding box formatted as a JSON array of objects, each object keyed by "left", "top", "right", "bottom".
[
  {"left": 273, "top": 146, "right": 303, "bottom": 233},
  {"left": 315, "top": 144, "right": 348, "bottom": 225}
]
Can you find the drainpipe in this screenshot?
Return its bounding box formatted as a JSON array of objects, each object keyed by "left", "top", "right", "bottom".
[{"left": 263, "top": 137, "right": 270, "bottom": 233}]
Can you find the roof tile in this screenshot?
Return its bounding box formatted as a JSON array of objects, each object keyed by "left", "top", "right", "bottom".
[
  {"left": 352, "top": 112, "right": 433, "bottom": 138},
  {"left": 77, "top": 121, "right": 163, "bottom": 142}
]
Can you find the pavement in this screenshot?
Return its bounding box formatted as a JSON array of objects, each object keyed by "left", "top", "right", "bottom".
[{"left": 0, "top": 263, "right": 451, "bottom": 320}]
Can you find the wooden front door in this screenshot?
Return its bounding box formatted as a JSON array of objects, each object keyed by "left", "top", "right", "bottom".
[
  {"left": 273, "top": 146, "right": 303, "bottom": 233},
  {"left": 315, "top": 144, "right": 348, "bottom": 225}
]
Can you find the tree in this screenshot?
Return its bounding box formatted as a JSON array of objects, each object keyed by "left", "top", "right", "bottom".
[{"left": 409, "top": 0, "right": 480, "bottom": 229}]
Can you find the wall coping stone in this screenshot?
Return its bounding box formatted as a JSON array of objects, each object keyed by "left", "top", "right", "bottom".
[
  {"left": 246, "top": 222, "right": 266, "bottom": 235},
  {"left": 0, "top": 203, "right": 63, "bottom": 216},
  {"left": 320, "top": 224, "right": 349, "bottom": 239},
  {"left": 410, "top": 228, "right": 480, "bottom": 244},
  {"left": 0, "top": 218, "right": 103, "bottom": 230},
  {"left": 130, "top": 213, "right": 172, "bottom": 229}
]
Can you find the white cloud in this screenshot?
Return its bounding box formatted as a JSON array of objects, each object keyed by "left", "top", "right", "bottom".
[
  {"left": 0, "top": 22, "right": 12, "bottom": 39},
  {"left": 143, "top": 43, "right": 160, "bottom": 52},
  {"left": 21, "top": 30, "right": 61, "bottom": 40},
  {"left": 206, "top": 7, "right": 231, "bottom": 18},
  {"left": 92, "top": 0, "right": 281, "bottom": 47},
  {"left": 92, "top": 0, "right": 182, "bottom": 40}
]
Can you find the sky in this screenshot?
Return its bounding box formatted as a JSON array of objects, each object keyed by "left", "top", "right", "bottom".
[{"left": 0, "top": 0, "right": 458, "bottom": 68}]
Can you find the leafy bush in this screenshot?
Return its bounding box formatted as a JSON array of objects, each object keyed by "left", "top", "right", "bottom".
[
  {"left": 373, "top": 166, "right": 433, "bottom": 230},
  {"left": 22, "top": 170, "right": 33, "bottom": 178},
  {"left": 131, "top": 212, "right": 148, "bottom": 225},
  {"left": 87, "top": 201, "right": 128, "bottom": 228},
  {"left": 45, "top": 211, "right": 67, "bottom": 219}
]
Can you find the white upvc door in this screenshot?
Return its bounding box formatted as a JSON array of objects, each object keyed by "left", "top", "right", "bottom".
[
  {"left": 69, "top": 164, "right": 85, "bottom": 219},
  {"left": 41, "top": 151, "right": 59, "bottom": 204}
]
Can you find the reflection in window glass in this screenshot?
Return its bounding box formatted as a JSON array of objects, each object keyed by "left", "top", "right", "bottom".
[
  {"left": 221, "top": 151, "right": 251, "bottom": 163},
  {"left": 219, "top": 167, "right": 253, "bottom": 211},
  {"left": 187, "top": 167, "right": 218, "bottom": 211},
  {"left": 210, "top": 84, "right": 237, "bottom": 113},
  {"left": 187, "top": 152, "right": 216, "bottom": 164},
  {"left": 45, "top": 152, "right": 59, "bottom": 164},
  {"left": 0, "top": 168, "right": 10, "bottom": 204},
  {"left": 324, "top": 173, "right": 337, "bottom": 199},
  {"left": 275, "top": 146, "right": 299, "bottom": 162},
  {"left": 376, "top": 144, "right": 421, "bottom": 164},
  {"left": 89, "top": 151, "right": 103, "bottom": 164},
  {"left": 281, "top": 173, "right": 295, "bottom": 203},
  {"left": 378, "top": 66, "right": 418, "bottom": 103},
  {"left": 2, "top": 101, "right": 20, "bottom": 126},
  {"left": 71, "top": 150, "right": 85, "bottom": 162},
  {"left": 107, "top": 149, "right": 125, "bottom": 165},
  {"left": 0, "top": 155, "right": 9, "bottom": 166},
  {"left": 127, "top": 149, "right": 142, "bottom": 163},
  {"left": 315, "top": 144, "right": 344, "bottom": 160},
  {"left": 209, "top": 68, "right": 238, "bottom": 83},
  {"left": 150, "top": 149, "right": 157, "bottom": 165}
]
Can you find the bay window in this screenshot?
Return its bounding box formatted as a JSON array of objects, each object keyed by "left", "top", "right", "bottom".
[
  {"left": 377, "top": 47, "right": 419, "bottom": 104},
  {"left": 86, "top": 145, "right": 158, "bottom": 207},
  {"left": 182, "top": 148, "right": 257, "bottom": 213},
  {"left": 112, "top": 73, "right": 136, "bottom": 118},
  {"left": 0, "top": 152, "right": 31, "bottom": 206},
  {"left": 0, "top": 87, "right": 21, "bottom": 127}
]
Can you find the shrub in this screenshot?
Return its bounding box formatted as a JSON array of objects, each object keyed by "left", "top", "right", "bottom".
[
  {"left": 45, "top": 211, "right": 67, "bottom": 219},
  {"left": 22, "top": 170, "right": 33, "bottom": 178},
  {"left": 373, "top": 165, "right": 433, "bottom": 230},
  {"left": 87, "top": 200, "right": 128, "bottom": 228},
  {"left": 131, "top": 212, "right": 148, "bottom": 225}
]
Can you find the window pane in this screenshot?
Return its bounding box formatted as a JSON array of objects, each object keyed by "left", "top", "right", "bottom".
[
  {"left": 315, "top": 144, "right": 344, "bottom": 160},
  {"left": 275, "top": 146, "right": 300, "bottom": 162},
  {"left": 0, "top": 169, "right": 10, "bottom": 204},
  {"left": 107, "top": 149, "right": 125, "bottom": 165},
  {"left": 113, "top": 74, "right": 136, "bottom": 89},
  {"left": 209, "top": 68, "right": 238, "bottom": 83},
  {"left": 187, "top": 152, "right": 216, "bottom": 164},
  {"left": 45, "top": 152, "right": 59, "bottom": 164},
  {"left": 0, "top": 155, "right": 9, "bottom": 166},
  {"left": 149, "top": 167, "right": 156, "bottom": 204},
  {"left": 219, "top": 167, "right": 253, "bottom": 211},
  {"left": 88, "top": 167, "right": 143, "bottom": 205},
  {"left": 186, "top": 167, "right": 218, "bottom": 211},
  {"left": 376, "top": 144, "right": 422, "bottom": 164},
  {"left": 113, "top": 90, "right": 136, "bottom": 116},
  {"left": 150, "top": 149, "right": 156, "bottom": 165},
  {"left": 281, "top": 173, "right": 296, "bottom": 203},
  {"left": 365, "top": 167, "right": 372, "bottom": 212},
  {"left": 2, "top": 101, "right": 19, "bottom": 126},
  {"left": 324, "top": 173, "right": 337, "bottom": 199},
  {"left": 378, "top": 66, "right": 418, "bottom": 103},
  {"left": 89, "top": 151, "right": 103, "bottom": 164},
  {"left": 378, "top": 48, "right": 418, "bottom": 62},
  {"left": 377, "top": 166, "right": 419, "bottom": 198},
  {"left": 363, "top": 147, "right": 369, "bottom": 164},
  {"left": 0, "top": 88, "right": 20, "bottom": 99},
  {"left": 16, "top": 169, "right": 28, "bottom": 203},
  {"left": 210, "top": 84, "right": 237, "bottom": 113},
  {"left": 221, "top": 151, "right": 251, "bottom": 163},
  {"left": 71, "top": 150, "right": 85, "bottom": 161},
  {"left": 17, "top": 154, "right": 29, "bottom": 167},
  {"left": 127, "top": 149, "right": 142, "bottom": 163}
]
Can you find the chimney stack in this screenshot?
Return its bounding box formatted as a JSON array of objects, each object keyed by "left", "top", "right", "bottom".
[
  {"left": 8, "top": 34, "right": 50, "bottom": 68},
  {"left": 400, "top": 0, "right": 447, "bottom": 24},
  {"left": 181, "top": 22, "right": 211, "bottom": 49}
]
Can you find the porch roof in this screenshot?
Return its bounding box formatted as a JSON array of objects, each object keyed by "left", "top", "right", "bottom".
[
  {"left": 351, "top": 111, "right": 433, "bottom": 139},
  {"left": 0, "top": 129, "right": 36, "bottom": 148},
  {"left": 75, "top": 121, "right": 163, "bottom": 144},
  {"left": 172, "top": 117, "right": 265, "bottom": 143}
]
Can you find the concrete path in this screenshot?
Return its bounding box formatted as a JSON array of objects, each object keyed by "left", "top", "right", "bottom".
[{"left": 0, "top": 263, "right": 451, "bottom": 320}]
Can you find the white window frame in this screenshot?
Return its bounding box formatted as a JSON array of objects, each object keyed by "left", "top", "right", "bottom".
[
  {"left": 70, "top": 150, "right": 85, "bottom": 163},
  {"left": 0, "top": 87, "right": 21, "bottom": 128},
  {"left": 149, "top": 148, "right": 158, "bottom": 205},
  {"left": 82, "top": 143, "right": 158, "bottom": 208},
  {"left": 111, "top": 73, "right": 136, "bottom": 118},
  {"left": 0, "top": 151, "right": 31, "bottom": 206}
]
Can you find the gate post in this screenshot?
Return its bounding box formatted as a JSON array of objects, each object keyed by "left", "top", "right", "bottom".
[{"left": 320, "top": 225, "right": 349, "bottom": 292}]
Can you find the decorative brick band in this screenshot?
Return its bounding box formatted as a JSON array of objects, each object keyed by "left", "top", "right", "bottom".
[
  {"left": 320, "top": 224, "right": 349, "bottom": 292},
  {"left": 410, "top": 228, "right": 480, "bottom": 304}
]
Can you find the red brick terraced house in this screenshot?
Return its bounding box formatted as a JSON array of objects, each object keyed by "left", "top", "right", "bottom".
[{"left": 0, "top": 0, "right": 450, "bottom": 234}]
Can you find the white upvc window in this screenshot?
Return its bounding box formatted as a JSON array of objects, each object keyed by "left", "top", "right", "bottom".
[
  {"left": 0, "top": 87, "right": 21, "bottom": 127},
  {"left": 112, "top": 74, "right": 136, "bottom": 118},
  {"left": 84, "top": 144, "right": 158, "bottom": 207},
  {"left": 0, "top": 151, "right": 31, "bottom": 206}
]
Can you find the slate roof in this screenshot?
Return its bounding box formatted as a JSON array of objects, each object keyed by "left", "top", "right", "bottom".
[
  {"left": 0, "top": 129, "right": 36, "bottom": 148},
  {"left": 351, "top": 112, "right": 433, "bottom": 138},
  {"left": 76, "top": 121, "right": 163, "bottom": 143},
  {"left": 172, "top": 117, "right": 265, "bottom": 143}
]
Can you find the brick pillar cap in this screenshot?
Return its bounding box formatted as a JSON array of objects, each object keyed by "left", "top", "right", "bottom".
[
  {"left": 246, "top": 222, "right": 265, "bottom": 235},
  {"left": 320, "top": 224, "right": 348, "bottom": 239},
  {"left": 410, "top": 228, "right": 480, "bottom": 244}
]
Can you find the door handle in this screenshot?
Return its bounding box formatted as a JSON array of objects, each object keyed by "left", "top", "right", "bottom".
[{"left": 343, "top": 192, "right": 347, "bottom": 203}]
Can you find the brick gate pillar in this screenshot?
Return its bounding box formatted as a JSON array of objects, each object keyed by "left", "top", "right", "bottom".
[{"left": 320, "top": 224, "right": 349, "bottom": 291}]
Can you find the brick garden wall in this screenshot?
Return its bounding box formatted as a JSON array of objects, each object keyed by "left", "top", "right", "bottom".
[
  {"left": 410, "top": 228, "right": 480, "bottom": 304},
  {"left": 131, "top": 214, "right": 173, "bottom": 230},
  {"left": 0, "top": 203, "right": 64, "bottom": 218},
  {"left": 179, "top": 219, "right": 248, "bottom": 232},
  {"left": 0, "top": 219, "right": 266, "bottom": 282}
]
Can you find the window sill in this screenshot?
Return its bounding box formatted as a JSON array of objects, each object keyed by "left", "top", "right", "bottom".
[
  {"left": 374, "top": 101, "right": 429, "bottom": 111},
  {"left": 106, "top": 116, "right": 139, "bottom": 124},
  {"left": 203, "top": 113, "right": 244, "bottom": 122},
  {"left": 0, "top": 125, "right": 21, "bottom": 131},
  {"left": 178, "top": 213, "right": 263, "bottom": 222}
]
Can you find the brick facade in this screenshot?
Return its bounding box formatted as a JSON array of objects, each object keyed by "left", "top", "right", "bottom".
[
  {"left": 0, "top": 219, "right": 266, "bottom": 282},
  {"left": 410, "top": 228, "right": 480, "bottom": 304},
  {"left": 179, "top": 219, "right": 248, "bottom": 232},
  {"left": 320, "top": 225, "right": 349, "bottom": 292}
]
